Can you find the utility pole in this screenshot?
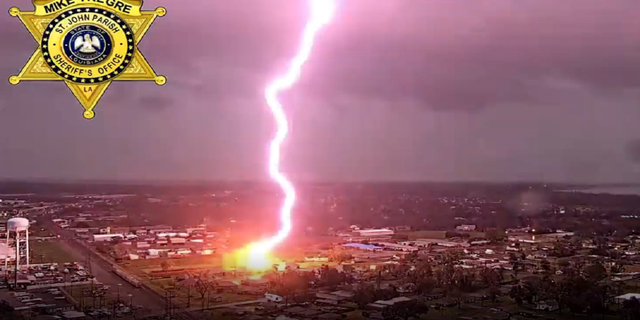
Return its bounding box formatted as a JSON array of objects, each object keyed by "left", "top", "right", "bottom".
[
  {"left": 13, "top": 252, "right": 18, "bottom": 291},
  {"left": 84, "top": 248, "right": 93, "bottom": 277},
  {"left": 165, "top": 289, "right": 175, "bottom": 319}
]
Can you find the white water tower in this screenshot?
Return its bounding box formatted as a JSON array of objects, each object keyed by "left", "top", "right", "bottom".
[{"left": 6, "top": 217, "right": 30, "bottom": 271}]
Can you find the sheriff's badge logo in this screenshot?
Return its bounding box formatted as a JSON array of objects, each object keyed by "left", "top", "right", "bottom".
[{"left": 8, "top": 0, "right": 167, "bottom": 119}]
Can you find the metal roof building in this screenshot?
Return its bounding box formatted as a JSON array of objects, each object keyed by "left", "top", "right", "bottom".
[{"left": 342, "top": 243, "right": 382, "bottom": 251}]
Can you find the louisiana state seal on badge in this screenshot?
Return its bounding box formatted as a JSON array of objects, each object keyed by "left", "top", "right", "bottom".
[{"left": 8, "top": 0, "right": 167, "bottom": 119}]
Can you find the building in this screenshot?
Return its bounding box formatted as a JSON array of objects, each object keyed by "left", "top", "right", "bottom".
[
  {"left": 170, "top": 238, "right": 187, "bottom": 244},
  {"left": 92, "top": 234, "right": 124, "bottom": 242},
  {"left": 371, "top": 242, "right": 418, "bottom": 252},
  {"left": 305, "top": 256, "right": 329, "bottom": 262},
  {"left": 615, "top": 293, "right": 640, "bottom": 303},
  {"left": 148, "top": 225, "right": 173, "bottom": 234},
  {"left": 367, "top": 297, "right": 414, "bottom": 309},
  {"left": 536, "top": 300, "right": 559, "bottom": 312},
  {"left": 353, "top": 229, "right": 394, "bottom": 237},
  {"left": 456, "top": 225, "right": 477, "bottom": 231},
  {"left": 400, "top": 239, "right": 470, "bottom": 248},
  {"left": 470, "top": 240, "right": 491, "bottom": 246},
  {"left": 342, "top": 243, "right": 383, "bottom": 251}
]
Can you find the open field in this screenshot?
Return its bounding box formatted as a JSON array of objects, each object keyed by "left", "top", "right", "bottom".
[
  {"left": 143, "top": 277, "right": 258, "bottom": 309},
  {"left": 122, "top": 255, "right": 222, "bottom": 272},
  {"left": 30, "top": 240, "right": 77, "bottom": 264},
  {"left": 398, "top": 230, "right": 447, "bottom": 239},
  {"left": 398, "top": 230, "right": 487, "bottom": 240},
  {"left": 121, "top": 257, "right": 261, "bottom": 308}
]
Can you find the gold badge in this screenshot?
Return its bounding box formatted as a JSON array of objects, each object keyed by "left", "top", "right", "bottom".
[{"left": 8, "top": 0, "right": 167, "bottom": 119}]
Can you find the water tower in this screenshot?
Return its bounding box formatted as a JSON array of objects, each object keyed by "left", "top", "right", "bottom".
[{"left": 6, "top": 217, "right": 30, "bottom": 271}]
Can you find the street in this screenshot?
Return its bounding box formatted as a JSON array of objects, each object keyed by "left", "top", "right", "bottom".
[{"left": 41, "top": 219, "right": 165, "bottom": 312}]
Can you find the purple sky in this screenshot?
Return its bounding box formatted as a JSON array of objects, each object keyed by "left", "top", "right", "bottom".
[{"left": 1, "top": 0, "right": 640, "bottom": 183}]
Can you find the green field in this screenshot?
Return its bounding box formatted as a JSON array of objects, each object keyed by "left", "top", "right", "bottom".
[
  {"left": 398, "top": 230, "right": 487, "bottom": 240},
  {"left": 398, "top": 230, "right": 447, "bottom": 239},
  {"left": 30, "top": 240, "right": 77, "bottom": 264},
  {"left": 143, "top": 277, "right": 256, "bottom": 308},
  {"left": 122, "top": 255, "right": 222, "bottom": 271}
]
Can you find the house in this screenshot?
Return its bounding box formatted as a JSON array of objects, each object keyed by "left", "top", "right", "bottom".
[
  {"left": 148, "top": 225, "right": 173, "bottom": 234},
  {"left": 536, "top": 300, "right": 559, "bottom": 312},
  {"left": 316, "top": 292, "right": 347, "bottom": 304},
  {"left": 396, "top": 283, "right": 416, "bottom": 293},
  {"left": 367, "top": 296, "right": 414, "bottom": 309},
  {"left": 330, "top": 290, "right": 355, "bottom": 300},
  {"left": 277, "top": 263, "right": 299, "bottom": 271},
  {"left": 243, "top": 279, "right": 270, "bottom": 287},
  {"left": 352, "top": 229, "right": 395, "bottom": 238},
  {"left": 456, "top": 225, "right": 477, "bottom": 231},
  {"left": 110, "top": 227, "right": 130, "bottom": 234},
  {"left": 61, "top": 311, "right": 86, "bottom": 319},
  {"left": 335, "top": 265, "right": 354, "bottom": 273},
  {"left": 342, "top": 243, "right": 383, "bottom": 251},
  {"left": 615, "top": 293, "right": 640, "bottom": 303},
  {"left": 93, "top": 234, "right": 123, "bottom": 242},
  {"left": 215, "top": 280, "right": 239, "bottom": 292}
]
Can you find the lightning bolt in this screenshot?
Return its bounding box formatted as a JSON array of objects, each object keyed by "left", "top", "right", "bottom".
[{"left": 246, "top": 0, "right": 335, "bottom": 267}]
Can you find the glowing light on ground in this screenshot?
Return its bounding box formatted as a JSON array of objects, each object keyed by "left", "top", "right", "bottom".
[
  {"left": 227, "top": 0, "right": 335, "bottom": 273},
  {"left": 223, "top": 244, "right": 284, "bottom": 273},
  {"left": 223, "top": 244, "right": 282, "bottom": 273}
]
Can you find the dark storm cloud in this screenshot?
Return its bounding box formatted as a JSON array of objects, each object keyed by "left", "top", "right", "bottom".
[
  {"left": 301, "top": 0, "right": 640, "bottom": 110},
  {"left": 1, "top": 0, "right": 640, "bottom": 182},
  {"left": 625, "top": 140, "right": 640, "bottom": 164},
  {"left": 131, "top": 0, "right": 640, "bottom": 111}
]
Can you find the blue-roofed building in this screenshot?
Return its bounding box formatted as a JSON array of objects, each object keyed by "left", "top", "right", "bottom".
[{"left": 342, "top": 243, "right": 382, "bottom": 251}]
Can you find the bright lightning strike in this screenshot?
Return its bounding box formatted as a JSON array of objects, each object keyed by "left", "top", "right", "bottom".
[{"left": 231, "top": 0, "right": 335, "bottom": 272}]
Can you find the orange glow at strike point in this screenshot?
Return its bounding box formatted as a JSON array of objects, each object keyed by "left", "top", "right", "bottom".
[
  {"left": 224, "top": 0, "right": 335, "bottom": 273},
  {"left": 223, "top": 243, "right": 283, "bottom": 273}
]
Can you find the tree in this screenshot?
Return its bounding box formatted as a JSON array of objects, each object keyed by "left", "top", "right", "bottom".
[
  {"left": 195, "top": 279, "right": 213, "bottom": 310},
  {"left": 354, "top": 284, "right": 377, "bottom": 308},
  {"left": 540, "top": 259, "right": 551, "bottom": 273},
  {"left": 160, "top": 261, "right": 172, "bottom": 273},
  {"left": 0, "top": 301, "right": 14, "bottom": 315},
  {"left": 375, "top": 288, "right": 398, "bottom": 301},
  {"left": 585, "top": 262, "right": 607, "bottom": 283},
  {"left": 610, "top": 262, "right": 626, "bottom": 275},
  {"left": 318, "top": 265, "right": 344, "bottom": 289},
  {"left": 0, "top": 300, "right": 24, "bottom": 320},
  {"left": 488, "top": 285, "right": 500, "bottom": 303},
  {"left": 551, "top": 242, "right": 575, "bottom": 258},
  {"left": 407, "top": 262, "right": 435, "bottom": 294},
  {"left": 329, "top": 247, "right": 353, "bottom": 263},
  {"left": 382, "top": 299, "right": 429, "bottom": 320},
  {"left": 74, "top": 221, "right": 91, "bottom": 228},
  {"left": 622, "top": 296, "right": 640, "bottom": 320},
  {"left": 510, "top": 285, "right": 524, "bottom": 306},
  {"left": 479, "top": 267, "right": 500, "bottom": 288},
  {"left": 177, "top": 278, "right": 197, "bottom": 308},
  {"left": 272, "top": 270, "right": 309, "bottom": 306}
]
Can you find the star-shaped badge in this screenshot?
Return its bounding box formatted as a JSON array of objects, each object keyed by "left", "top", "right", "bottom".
[{"left": 8, "top": 0, "right": 166, "bottom": 119}]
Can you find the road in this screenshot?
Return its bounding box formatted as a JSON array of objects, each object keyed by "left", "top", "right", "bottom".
[
  {"left": 41, "top": 219, "right": 165, "bottom": 312},
  {"left": 203, "top": 298, "right": 266, "bottom": 310},
  {"left": 145, "top": 298, "right": 267, "bottom": 319}
]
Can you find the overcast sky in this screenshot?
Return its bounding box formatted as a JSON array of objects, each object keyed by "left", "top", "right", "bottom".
[{"left": 2, "top": 0, "right": 640, "bottom": 183}]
